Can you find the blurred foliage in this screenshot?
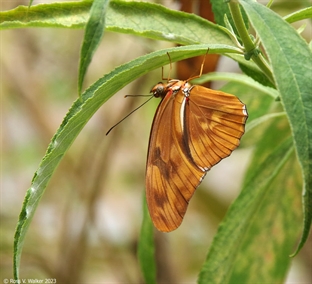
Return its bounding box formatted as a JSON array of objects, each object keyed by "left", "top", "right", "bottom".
[{"left": 1, "top": 0, "right": 311, "bottom": 283}]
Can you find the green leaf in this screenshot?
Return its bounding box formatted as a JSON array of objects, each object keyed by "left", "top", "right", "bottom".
[
  {"left": 239, "top": 0, "right": 312, "bottom": 256},
  {"left": 229, "top": 152, "right": 302, "bottom": 283},
  {"left": 0, "top": 1, "right": 90, "bottom": 29},
  {"left": 245, "top": 112, "right": 285, "bottom": 133},
  {"left": 198, "top": 135, "right": 300, "bottom": 283},
  {"left": 106, "top": 1, "right": 231, "bottom": 45},
  {"left": 238, "top": 61, "right": 275, "bottom": 88},
  {"left": 78, "top": 0, "right": 110, "bottom": 96},
  {"left": 284, "top": 6, "right": 312, "bottom": 23},
  {"left": 192, "top": 71, "right": 278, "bottom": 99},
  {"left": 13, "top": 44, "right": 239, "bottom": 279},
  {"left": 0, "top": 1, "right": 232, "bottom": 46},
  {"left": 226, "top": 117, "right": 301, "bottom": 283},
  {"left": 137, "top": 194, "right": 156, "bottom": 284}
]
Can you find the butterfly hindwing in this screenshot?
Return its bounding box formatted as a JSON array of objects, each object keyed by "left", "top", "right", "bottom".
[{"left": 185, "top": 85, "right": 248, "bottom": 169}]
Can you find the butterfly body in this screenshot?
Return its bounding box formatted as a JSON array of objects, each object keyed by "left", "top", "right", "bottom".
[{"left": 146, "top": 78, "right": 248, "bottom": 232}]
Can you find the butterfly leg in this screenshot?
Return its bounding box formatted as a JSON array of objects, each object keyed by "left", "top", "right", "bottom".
[{"left": 188, "top": 48, "right": 210, "bottom": 81}]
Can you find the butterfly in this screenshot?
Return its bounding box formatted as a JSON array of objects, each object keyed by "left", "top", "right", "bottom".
[{"left": 146, "top": 52, "right": 248, "bottom": 232}]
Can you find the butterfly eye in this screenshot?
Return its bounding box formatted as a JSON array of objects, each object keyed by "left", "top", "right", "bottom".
[{"left": 150, "top": 82, "right": 166, "bottom": 98}]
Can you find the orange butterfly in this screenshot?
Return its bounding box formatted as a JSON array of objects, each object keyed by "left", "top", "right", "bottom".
[{"left": 146, "top": 52, "right": 248, "bottom": 232}]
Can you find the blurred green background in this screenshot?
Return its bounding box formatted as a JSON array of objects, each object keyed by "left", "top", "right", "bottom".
[{"left": 1, "top": 0, "right": 311, "bottom": 282}]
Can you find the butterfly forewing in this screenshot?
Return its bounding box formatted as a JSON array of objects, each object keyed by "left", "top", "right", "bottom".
[{"left": 146, "top": 87, "right": 205, "bottom": 232}]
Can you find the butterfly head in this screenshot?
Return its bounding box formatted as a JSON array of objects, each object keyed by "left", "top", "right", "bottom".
[
  {"left": 150, "top": 79, "right": 182, "bottom": 99},
  {"left": 150, "top": 82, "right": 166, "bottom": 98}
]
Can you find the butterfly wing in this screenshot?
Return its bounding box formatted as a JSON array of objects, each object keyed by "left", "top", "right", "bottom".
[
  {"left": 185, "top": 85, "right": 248, "bottom": 169},
  {"left": 146, "top": 88, "right": 205, "bottom": 232},
  {"left": 146, "top": 84, "right": 248, "bottom": 232}
]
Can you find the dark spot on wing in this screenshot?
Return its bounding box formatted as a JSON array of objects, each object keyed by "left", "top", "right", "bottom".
[
  {"left": 153, "top": 146, "right": 170, "bottom": 180},
  {"left": 154, "top": 190, "right": 166, "bottom": 208}
]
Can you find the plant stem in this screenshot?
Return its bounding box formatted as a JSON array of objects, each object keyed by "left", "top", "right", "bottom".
[{"left": 228, "top": 1, "right": 275, "bottom": 84}]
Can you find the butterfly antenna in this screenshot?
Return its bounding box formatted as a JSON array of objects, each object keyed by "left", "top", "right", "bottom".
[
  {"left": 125, "top": 94, "right": 151, "bottom": 98},
  {"left": 106, "top": 96, "right": 154, "bottom": 135}
]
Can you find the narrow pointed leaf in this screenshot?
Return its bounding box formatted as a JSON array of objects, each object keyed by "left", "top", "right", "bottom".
[
  {"left": 78, "top": 0, "right": 110, "bottom": 96},
  {"left": 138, "top": 194, "right": 156, "bottom": 284},
  {"left": 284, "top": 6, "right": 312, "bottom": 23}
]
